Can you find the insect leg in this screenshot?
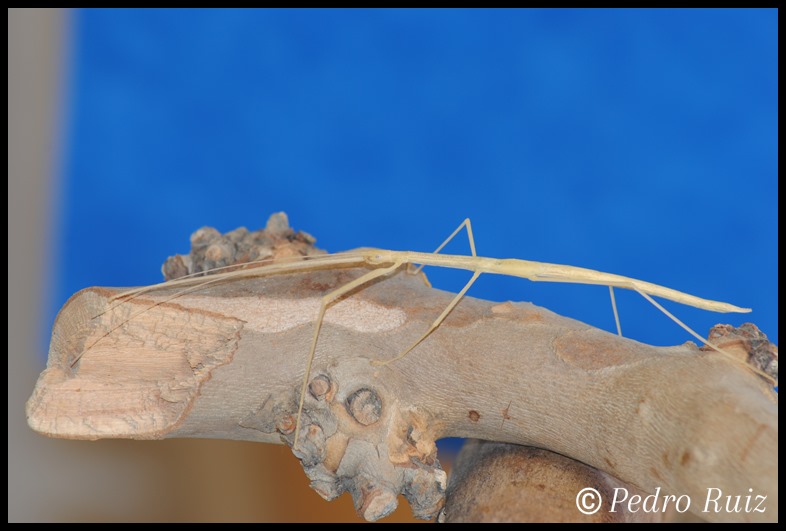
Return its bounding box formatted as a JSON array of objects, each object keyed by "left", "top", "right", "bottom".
[
  {"left": 293, "top": 261, "right": 403, "bottom": 448},
  {"left": 411, "top": 218, "right": 477, "bottom": 275},
  {"left": 610, "top": 286, "right": 622, "bottom": 336},
  {"left": 372, "top": 270, "right": 482, "bottom": 366},
  {"left": 633, "top": 286, "right": 775, "bottom": 384},
  {"left": 377, "top": 219, "right": 481, "bottom": 366}
]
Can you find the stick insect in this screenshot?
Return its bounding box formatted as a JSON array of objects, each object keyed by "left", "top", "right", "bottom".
[{"left": 86, "top": 218, "right": 772, "bottom": 449}]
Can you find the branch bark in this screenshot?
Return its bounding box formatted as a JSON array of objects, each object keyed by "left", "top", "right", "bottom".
[
  {"left": 443, "top": 440, "right": 669, "bottom": 522},
  {"left": 27, "top": 216, "right": 778, "bottom": 522}
]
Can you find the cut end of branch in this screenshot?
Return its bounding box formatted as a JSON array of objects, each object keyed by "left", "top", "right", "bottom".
[{"left": 26, "top": 288, "right": 242, "bottom": 440}]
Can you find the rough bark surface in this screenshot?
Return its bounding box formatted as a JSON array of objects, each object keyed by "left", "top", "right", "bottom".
[{"left": 26, "top": 214, "right": 778, "bottom": 522}]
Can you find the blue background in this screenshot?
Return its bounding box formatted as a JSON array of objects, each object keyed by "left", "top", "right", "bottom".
[{"left": 52, "top": 9, "right": 777, "bottom": 382}]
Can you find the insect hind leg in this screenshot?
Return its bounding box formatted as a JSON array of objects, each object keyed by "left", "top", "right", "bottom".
[
  {"left": 634, "top": 287, "right": 722, "bottom": 351},
  {"left": 633, "top": 286, "right": 775, "bottom": 384},
  {"left": 609, "top": 286, "right": 622, "bottom": 336}
]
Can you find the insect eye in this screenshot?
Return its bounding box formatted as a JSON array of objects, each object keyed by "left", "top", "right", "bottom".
[{"left": 364, "top": 252, "right": 385, "bottom": 264}]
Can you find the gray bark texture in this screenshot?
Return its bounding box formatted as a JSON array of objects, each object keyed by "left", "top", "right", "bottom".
[{"left": 27, "top": 213, "right": 778, "bottom": 522}]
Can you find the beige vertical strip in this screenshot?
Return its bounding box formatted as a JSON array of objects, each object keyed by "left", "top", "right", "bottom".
[{"left": 8, "top": 7, "right": 68, "bottom": 522}]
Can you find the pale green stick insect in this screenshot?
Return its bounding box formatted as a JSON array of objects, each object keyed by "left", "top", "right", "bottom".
[{"left": 80, "top": 219, "right": 770, "bottom": 449}]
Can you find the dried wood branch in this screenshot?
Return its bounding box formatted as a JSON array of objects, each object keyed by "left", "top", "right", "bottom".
[
  {"left": 27, "top": 215, "right": 778, "bottom": 522},
  {"left": 443, "top": 440, "right": 668, "bottom": 522}
]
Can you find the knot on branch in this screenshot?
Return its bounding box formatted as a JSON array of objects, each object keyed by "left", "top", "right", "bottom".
[
  {"left": 705, "top": 323, "right": 778, "bottom": 382},
  {"left": 278, "top": 373, "right": 446, "bottom": 520},
  {"left": 162, "top": 211, "right": 325, "bottom": 280},
  {"left": 271, "top": 370, "right": 446, "bottom": 521}
]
